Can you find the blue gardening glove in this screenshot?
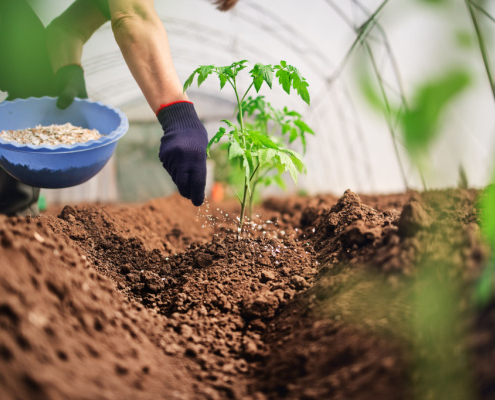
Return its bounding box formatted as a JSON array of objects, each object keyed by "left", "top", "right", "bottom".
[
  {"left": 55, "top": 65, "right": 88, "bottom": 109},
  {"left": 157, "top": 101, "right": 208, "bottom": 206}
]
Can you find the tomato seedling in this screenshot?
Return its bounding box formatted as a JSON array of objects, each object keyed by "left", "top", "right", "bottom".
[{"left": 184, "top": 60, "right": 312, "bottom": 236}]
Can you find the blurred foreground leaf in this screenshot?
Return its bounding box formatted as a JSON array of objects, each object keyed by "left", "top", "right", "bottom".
[
  {"left": 475, "top": 184, "right": 495, "bottom": 306},
  {"left": 402, "top": 69, "right": 471, "bottom": 157}
]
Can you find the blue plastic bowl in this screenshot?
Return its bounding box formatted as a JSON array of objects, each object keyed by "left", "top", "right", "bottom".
[{"left": 0, "top": 97, "right": 129, "bottom": 188}]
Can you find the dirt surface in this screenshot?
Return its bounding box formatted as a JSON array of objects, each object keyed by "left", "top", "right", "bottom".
[{"left": 1, "top": 189, "right": 494, "bottom": 399}]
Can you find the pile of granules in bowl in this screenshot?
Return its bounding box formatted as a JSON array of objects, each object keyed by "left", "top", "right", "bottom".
[{"left": 0, "top": 123, "right": 102, "bottom": 146}]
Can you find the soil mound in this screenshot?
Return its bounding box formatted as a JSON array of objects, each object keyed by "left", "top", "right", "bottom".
[
  {"left": 0, "top": 215, "right": 194, "bottom": 400},
  {"left": 1, "top": 188, "right": 494, "bottom": 399}
]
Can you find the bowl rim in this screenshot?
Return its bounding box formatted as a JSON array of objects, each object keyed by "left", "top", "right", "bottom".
[{"left": 0, "top": 97, "right": 129, "bottom": 154}]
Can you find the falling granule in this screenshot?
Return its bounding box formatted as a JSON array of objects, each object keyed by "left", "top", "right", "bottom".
[{"left": 0, "top": 123, "right": 102, "bottom": 145}]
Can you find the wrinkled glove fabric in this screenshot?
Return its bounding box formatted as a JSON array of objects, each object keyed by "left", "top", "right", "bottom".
[{"left": 157, "top": 102, "right": 208, "bottom": 206}]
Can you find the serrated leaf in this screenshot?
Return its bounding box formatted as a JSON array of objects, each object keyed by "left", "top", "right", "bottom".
[
  {"left": 197, "top": 65, "right": 215, "bottom": 86},
  {"left": 217, "top": 66, "right": 234, "bottom": 79},
  {"left": 207, "top": 127, "right": 226, "bottom": 156},
  {"left": 228, "top": 140, "right": 244, "bottom": 161},
  {"left": 279, "top": 148, "right": 305, "bottom": 175},
  {"left": 254, "top": 74, "right": 264, "bottom": 92},
  {"left": 294, "top": 119, "right": 314, "bottom": 134},
  {"left": 281, "top": 147, "right": 304, "bottom": 162},
  {"left": 221, "top": 119, "right": 237, "bottom": 129},
  {"left": 284, "top": 109, "right": 302, "bottom": 118},
  {"left": 298, "top": 82, "right": 310, "bottom": 105},
  {"left": 219, "top": 74, "right": 228, "bottom": 89},
  {"left": 281, "top": 123, "right": 291, "bottom": 135},
  {"left": 276, "top": 70, "right": 291, "bottom": 94},
  {"left": 250, "top": 64, "right": 274, "bottom": 92},
  {"left": 290, "top": 66, "right": 304, "bottom": 83},
  {"left": 249, "top": 131, "right": 279, "bottom": 149},
  {"left": 183, "top": 69, "right": 199, "bottom": 92},
  {"left": 276, "top": 151, "right": 299, "bottom": 183},
  {"left": 258, "top": 148, "right": 277, "bottom": 167},
  {"left": 289, "top": 128, "right": 298, "bottom": 143},
  {"left": 292, "top": 73, "right": 301, "bottom": 90},
  {"left": 231, "top": 60, "right": 249, "bottom": 78}
]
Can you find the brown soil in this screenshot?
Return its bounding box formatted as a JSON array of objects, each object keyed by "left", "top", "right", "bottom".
[{"left": 1, "top": 189, "right": 494, "bottom": 399}]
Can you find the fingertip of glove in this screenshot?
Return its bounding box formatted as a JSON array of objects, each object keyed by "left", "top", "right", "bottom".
[
  {"left": 192, "top": 196, "right": 204, "bottom": 207},
  {"left": 191, "top": 189, "right": 205, "bottom": 206}
]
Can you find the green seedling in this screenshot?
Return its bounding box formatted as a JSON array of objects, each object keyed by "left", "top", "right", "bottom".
[
  {"left": 239, "top": 95, "right": 314, "bottom": 217},
  {"left": 184, "top": 60, "right": 311, "bottom": 236}
]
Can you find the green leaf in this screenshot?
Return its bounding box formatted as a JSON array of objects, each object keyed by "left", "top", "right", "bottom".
[
  {"left": 294, "top": 119, "right": 314, "bottom": 134},
  {"left": 228, "top": 60, "right": 249, "bottom": 79},
  {"left": 289, "top": 128, "right": 298, "bottom": 143},
  {"left": 292, "top": 73, "right": 301, "bottom": 90},
  {"left": 207, "top": 127, "right": 226, "bottom": 156},
  {"left": 284, "top": 108, "right": 302, "bottom": 118},
  {"left": 249, "top": 131, "right": 279, "bottom": 149},
  {"left": 277, "top": 151, "right": 300, "bottom": 183},
  {"left": 245, "top": 151, "right": 254, "bottom": 179},
  {"left": 289, "top": 66, "right": 304, "bottom": 84},
  {"left": 253, "top": 74, "right": 264, "bottom": 93},
  {"left": 402, "top": 69, "right": 471, "bottom": 155},
  {"left": 183, "top": 68, "right": 199, "bottom": 92},
  {"left": 258, "top": 148, "right": 277, "bottom": 167},
  {"left": 217, "top": 66, "right": 233, "bottom": 80},
  {"left": 276, "top": 69, "right": 291, "bottom": 94},
  {"left": 221, "top": 119, "right": 237, "bottom": 129},
  {"left": 297, "top": 81, "right": 311, "bottom": 105},
  {"left": 197, "top": 65, "right": 215, "bottom": 87},
  {"left": 250, "top": 63, "right": 274, "bottom": 92},
  {"left": 281, "top": 122, "right": 292, "bottom": 135},
  {"left": 228, "top": 140, "right": 244, "bottom": 161},
  {"left": 219, "top": 74, "right": 228, "bottom": 89}
]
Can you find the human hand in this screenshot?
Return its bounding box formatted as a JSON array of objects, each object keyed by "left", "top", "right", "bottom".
[
  {"left": 55, "top": 65, "right": 88, "bottom": 109},
  {"left": 157, "top": 101, "right": 208, "bottom": 206}
]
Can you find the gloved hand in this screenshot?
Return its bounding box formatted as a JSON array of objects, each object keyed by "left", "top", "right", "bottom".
[
  {"left": 157, "top": 101, "right": 208, "bottom": 206},
  {"left": 55, "top": 64, "right": 88, "bottom": 109}
]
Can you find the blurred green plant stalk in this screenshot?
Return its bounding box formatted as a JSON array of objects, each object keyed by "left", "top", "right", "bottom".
[
  {"left": 475, "top": 183, "right": 495, "bottom": 305},
  {"left": 341, "top": 0, "right": 495, "bottom": 398},
  {"left": 411, "top": 260, "right": 473, "bottom": 400}
]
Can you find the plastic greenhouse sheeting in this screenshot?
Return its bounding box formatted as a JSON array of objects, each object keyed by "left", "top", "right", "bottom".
[{"left": 26, "top": 0, "right": 495, "bottom": 196}]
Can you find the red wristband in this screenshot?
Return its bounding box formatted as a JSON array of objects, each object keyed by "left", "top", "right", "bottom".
[{"left": 156, "top": 100, "right": 193, "bottom": 116}]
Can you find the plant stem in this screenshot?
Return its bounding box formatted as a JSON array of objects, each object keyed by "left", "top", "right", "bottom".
[
  {"left": 232, "top": 76, "right": 250, "bottom": 236},
  {"left": 248, "top": 165, "right": 261, "bottom": 220},
  {"left": 365, "top": 42, "right": 411, "bottom": 191},
  {"left": 238, "top": 177, "right": 249, "bottom": 239},
  {"left": 238, "top": 162, "right": 262, "bottom": 238},
  {"left": 466, "top": 0, "right": 495, "bottom": 103},
  {"left": 241, "top": 82, "right": 255, "bottom": 103},
  {"left": 232, "top": 78, "right": 245, "bottom": 135}
]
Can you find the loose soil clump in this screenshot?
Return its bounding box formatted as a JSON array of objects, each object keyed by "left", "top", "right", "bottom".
[{"left": 1, "top": 189, "right": 494, "bottom": 399}]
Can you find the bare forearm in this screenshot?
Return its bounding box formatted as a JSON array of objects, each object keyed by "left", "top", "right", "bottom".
[{"left": 110, "top": 5, "right": 188, "bottom": 113}]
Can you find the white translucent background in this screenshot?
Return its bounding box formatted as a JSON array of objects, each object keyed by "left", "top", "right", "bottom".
[{"left": 28, "top": 0, "right": 495, "bottom": 198}]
